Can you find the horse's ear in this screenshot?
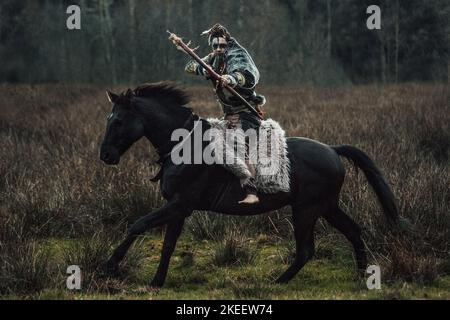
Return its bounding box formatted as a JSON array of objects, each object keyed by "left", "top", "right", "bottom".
[{"left": 106, "top": 90, "right": 119, "bottom": 103}]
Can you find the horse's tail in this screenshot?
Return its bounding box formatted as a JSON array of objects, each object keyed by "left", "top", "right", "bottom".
[{"left": 332, "top": 145, "right": 400, "bottom": 225}]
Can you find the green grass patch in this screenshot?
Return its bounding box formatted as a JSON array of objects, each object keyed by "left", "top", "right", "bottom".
[{"left": 2, "top": 233, "right": 450, "bottom": 300}]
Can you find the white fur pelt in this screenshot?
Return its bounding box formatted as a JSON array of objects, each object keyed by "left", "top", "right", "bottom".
[{"left": 207, "top": 117, "right": 291, "bottom": 194}]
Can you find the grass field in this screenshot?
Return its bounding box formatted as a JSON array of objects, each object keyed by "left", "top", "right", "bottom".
[{"left": 0, "top": 83, "right": 449, "bottom": 299}]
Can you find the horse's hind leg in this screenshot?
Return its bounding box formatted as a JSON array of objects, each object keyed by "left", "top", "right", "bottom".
[
  {"left": 323, "top": 206, "right": 367, "bottom": 276},
  {"left": 150, "top": 218, "right": 185, "bottom": 287},
  {"left": 275, "top": 203, "right": 320, "bottom": 284}
]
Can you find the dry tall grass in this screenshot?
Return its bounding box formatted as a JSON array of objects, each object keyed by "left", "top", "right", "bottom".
[{"left": 0, "top": 82, "right": 449, "bottom": 294}]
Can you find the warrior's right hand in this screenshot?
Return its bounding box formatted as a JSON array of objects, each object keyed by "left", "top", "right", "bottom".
[{"left": 202, "top": 68, "right": 210, "bottom": 79}]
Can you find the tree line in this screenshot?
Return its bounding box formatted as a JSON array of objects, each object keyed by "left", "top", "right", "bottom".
[{"left": 0, "top": 0, "right": 448, "bottom": 85}]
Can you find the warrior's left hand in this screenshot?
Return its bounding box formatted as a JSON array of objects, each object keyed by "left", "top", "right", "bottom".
[{"left": 220, "top": 75, "right": 231, "bottom": 87}]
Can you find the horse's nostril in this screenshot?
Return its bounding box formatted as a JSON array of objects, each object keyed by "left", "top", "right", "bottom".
[{"left": 102, "top": 151, "right": 110, "bottom": 161}]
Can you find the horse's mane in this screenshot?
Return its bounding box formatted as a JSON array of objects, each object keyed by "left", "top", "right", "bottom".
[{"left": 132, "top": 81, "right": 191, "bottom": 106}]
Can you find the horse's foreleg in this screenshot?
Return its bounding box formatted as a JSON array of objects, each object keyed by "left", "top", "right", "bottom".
[
  {"left": 150, "top": 218, "right": 186, "bottom": 287},
  {"left": 105, "top": 234, "right": 139, "bottom": 276},
  {"left": 106, "top": 196, "right": 186, "bottom": 276}
]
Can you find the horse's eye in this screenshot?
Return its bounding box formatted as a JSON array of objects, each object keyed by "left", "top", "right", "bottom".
[{"left": 107, "top": 113, "right": 113, "bottom": 120}]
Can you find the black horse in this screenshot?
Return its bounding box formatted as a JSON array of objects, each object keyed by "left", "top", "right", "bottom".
[{"left": 100, "top": 82, "right": 400, "bottom": 287}]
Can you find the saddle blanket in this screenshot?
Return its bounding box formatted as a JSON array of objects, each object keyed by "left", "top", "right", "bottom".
[{"left": 206, "top": 117, "right": 291, "bottom": 194}]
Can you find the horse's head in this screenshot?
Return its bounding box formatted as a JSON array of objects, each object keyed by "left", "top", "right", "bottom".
[
  {"left": 100, "top": 82, "right": 193, "bottom": 165},
  {"left": 100, "top": 89, "right": 146, "bottom": 165}
]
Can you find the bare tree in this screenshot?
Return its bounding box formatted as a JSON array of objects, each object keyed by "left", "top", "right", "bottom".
[
  {"left": 98, "top": 0, "right": 117, "bottom": 84},
  {"left": 327, "top": 0, "right": 332, "bottom": 58},
  {"left": 129, "top": 0, "right": 137, "bottom": 83}
]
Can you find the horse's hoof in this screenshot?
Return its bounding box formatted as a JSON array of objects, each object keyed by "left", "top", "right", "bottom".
[
  {"left": 274, "top": 276, "right": 289, "bottom": 284},
  {"left": 104, "top": 260, "right": 120, "bottom": 277},
  {"left": 357, "top": 268, "right": 367, "bottom": 280},
  {"left": 150, "top": 278, "right": 164, "bottom": 288},
  {"left": 148, "top": 286, "right": 161, "bottom": 294}
]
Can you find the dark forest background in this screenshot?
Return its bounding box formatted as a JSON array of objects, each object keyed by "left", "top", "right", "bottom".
[{"left": 0, "top": 0, "right": 449, "bottom": 86}]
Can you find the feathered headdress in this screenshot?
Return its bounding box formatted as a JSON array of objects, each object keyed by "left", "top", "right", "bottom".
[{"left": 200, "top": 23, "right": 231, "bottom": 45}]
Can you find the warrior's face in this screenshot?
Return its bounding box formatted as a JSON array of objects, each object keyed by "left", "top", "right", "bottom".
[{"left": 212, "top": 37, "right": 228, "bottom": 56}]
